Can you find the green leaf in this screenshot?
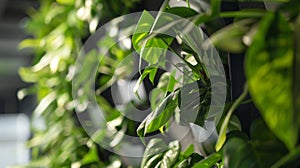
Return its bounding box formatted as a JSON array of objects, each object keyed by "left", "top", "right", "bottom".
[
  {"left": 141, "top": 138, "right": 168, "bottom": 168},
  {"left": 166, "top": 7, "right": 198, "bottom": 18},
  {"left": 157, "top": 71, "right": 178, "bottom": 94},
  {"left": 150, "top": 88, "right": 164, "bottom": 111},
  {"left": 176, "top": 80, "right": 209, "bottom": 126},
  {"left": 160, "top": 141, "right": 181, "bottom": 167},
  {"left": 56, "top": 0, "right": 74, "bottom": 5},
  {"left": 132, "top": 10, "right": 171, "bottom": 65},
  {"left": 192, "top": 151, "right": 222, "bottom": 168},
  {"left": 80, "top": 145, "right": 100, "bottom": 165},
  {"left": 141, "top": 139, "right": 181, "bottom": 168},
  {"left": 137, "top": 92, "right": 178, "bottom": 137},
  {"left": 224, "top": 119, "right": 288, "bottom": 168},
  {"left": 206, "top": 19, "right": 255, "bottom": 53},
  {"left": 134, "top": 67, "right": 158, "bottom": 99},
  {"left": 245, "top": 12, "right": 297, "bottom": 150},
  {"left": 224, "top": 138, "right": 260, "bottom": 168},
  {"left": 210, "top": 0, "right": 221, "bottom": 16},
  {"left": 293, "top": 15, "right": 300, "bottom": 130},
  {"left": 177, "top": 153, "right": 204, "bottom": 168}
]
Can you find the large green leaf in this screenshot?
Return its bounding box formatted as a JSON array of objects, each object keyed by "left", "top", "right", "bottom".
[
  {"left": 245, "top": 12, "right": 297, "bottom": 150},
  {"left": 137, "top": 92, "right": 178, "bottom": 137}
]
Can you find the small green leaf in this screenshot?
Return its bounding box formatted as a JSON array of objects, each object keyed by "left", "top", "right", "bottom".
[
  {"left": 80, "top": 145, "right": 99, "bottom": 165},
  {"left": 177, "top": 153, "right": 204, "bottom": 168},
  {"left": 132, "top": 10, "right": 171, "bottom": 65},
  {"left": 192, "top": 151, "right": 222, "bottom": 168},
  {"left": 166, "top": 7, "right": 198, "bottom": 18}
]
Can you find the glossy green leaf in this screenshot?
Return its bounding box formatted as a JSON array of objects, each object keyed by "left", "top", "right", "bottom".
[
  {"left": 137, "top": 92, "right": 178, "bottom": 137},
  {"left": 134, "top": 67, "right": 158, "bottom": 99},
  {"left": 141, "top": 139, "right": 181, "bottom": 168},
  {"left": 246, "top": 12, "right": 297, "bottom": 150},
  {"left": 160, "top": 141, "right": 181, "bottom": 167},
  {"left": 132, "top": 10, "right": 171, "bottom": 65},
  {"left": 192, "top": 151, "right": 222, "bottom": 168}
]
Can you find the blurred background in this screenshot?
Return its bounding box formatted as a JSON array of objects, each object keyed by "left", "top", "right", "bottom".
[{"left": 0, "top": 0, "right": 36, "bottom": 167}]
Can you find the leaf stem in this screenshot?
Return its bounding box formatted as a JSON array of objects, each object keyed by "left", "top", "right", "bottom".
[{"left": 215, "top": 83, "right": 248, "bottom": 151}]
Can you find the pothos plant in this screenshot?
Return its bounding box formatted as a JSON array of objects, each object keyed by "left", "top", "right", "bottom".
[
  {"left": 132, "top": 0, "right": 300, "bottom": 167},
  {"left": 19, "top": 0, "right": 300, "bottom": 168}
]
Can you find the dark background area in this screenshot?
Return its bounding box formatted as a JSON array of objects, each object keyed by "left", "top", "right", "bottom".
[{"left": 0, "top": 0, "right": 37, "bottom": 115}]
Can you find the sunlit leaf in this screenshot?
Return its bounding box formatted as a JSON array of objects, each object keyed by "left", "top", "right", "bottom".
[
  {"left": 137, "top": 92, "right": 178, "bottom": 137},
  {"left": 192, "top": 151, "right": 222, "bottom": 168},
  {"left": 141, "top": 139, "right": 181, "bottom": 168},
  {"left": 132, "top": 10, "right": 171, "bottom": 65}
]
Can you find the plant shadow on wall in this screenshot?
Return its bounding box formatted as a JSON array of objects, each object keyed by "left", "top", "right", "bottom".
[{"left": 18, "top": 0, "right": 300, "bottom": 168}]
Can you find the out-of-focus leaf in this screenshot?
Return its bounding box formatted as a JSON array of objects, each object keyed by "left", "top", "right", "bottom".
[
  {"left": 206, "top": 19, "right": 255, "bottom": 53},
  {"left": 80, "top": 145, "right": 99, "bottom": 165},
  {"left": 224, "top": 119, "right": 288, "bottom": 168},
  {"left": 33, "top": 92, "right": 56, "bottom": 118},
  {"left": 210, "top": 0, "right": 221, "bottom": 16},
  {"left": 246, "top": 12, "right": 297, "bottom": 150},
  {"left": 227, "top": 115, "right": 242, "bottom": 132},
  {"left": 56, "top": 0, "right": 75, "bottom": 5},
  {"left": 137, "top": 92, "right": 178, "bottom": 137},
  {"left": 166, "top": 7, "right": 198, "bottom": 18},
  {"left": 224, "top": 138, "right": 260, "bottom": 168},
  {"left": 293, "top": 15, "right": 300, "bottom": 129}
]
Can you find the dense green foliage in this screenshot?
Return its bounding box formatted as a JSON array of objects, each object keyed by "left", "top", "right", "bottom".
[{"left": 19, "top": 0, "right": 300, "bottom": 167}]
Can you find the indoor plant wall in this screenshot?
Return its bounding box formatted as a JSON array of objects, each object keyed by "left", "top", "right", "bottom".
[{"left": 19, "top": 0, "right": 300, "bottom": 167}]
